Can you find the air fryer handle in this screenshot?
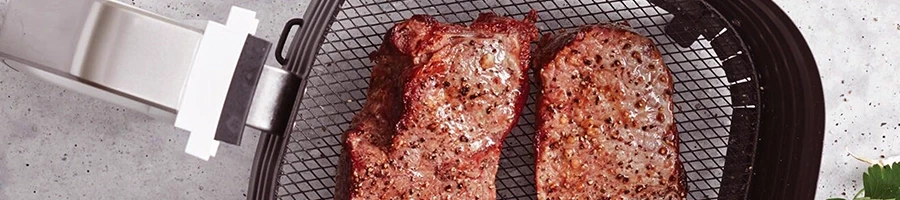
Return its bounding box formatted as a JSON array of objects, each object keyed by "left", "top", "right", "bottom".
[
  {"left": 215, "top": 18, "right": 305, "bottom": 145},
  {"left": 239, "top": 18, "right": 306, "bottom": 137},
  {"left": 213, "top": 37, "right": 301, "bottom": 146}
]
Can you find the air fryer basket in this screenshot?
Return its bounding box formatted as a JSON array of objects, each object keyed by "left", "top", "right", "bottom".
[{"left": 248, "top": 0, "right": 825, "bottom": 199}]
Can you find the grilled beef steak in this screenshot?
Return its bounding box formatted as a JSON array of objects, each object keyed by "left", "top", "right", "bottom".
[
  {"left": 335, "top": 12, "right": 538, "bottom": 200},
  {"left": 533, "top": 23, "right": 686, "bottom": 199}
]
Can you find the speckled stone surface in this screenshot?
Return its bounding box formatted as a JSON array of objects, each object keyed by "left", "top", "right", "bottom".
[
  {"left": 771, "top": 0, "right": 900, "bottom": 199},
  {"left": 0, "top": 0, "right": 308, "bottom": 199},
  {"left": 1, "top": 0, "right": 898, "bottom": 199}
]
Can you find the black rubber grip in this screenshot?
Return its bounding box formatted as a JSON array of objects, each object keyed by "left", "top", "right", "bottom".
[{"left": 215, "top": 35, "right": 271, "bottom": 146}]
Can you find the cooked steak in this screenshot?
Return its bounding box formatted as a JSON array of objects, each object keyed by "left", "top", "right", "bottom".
[
  {"left": 533, "top": 23, "right": 686, "bottom": 199},
  {"left": 335, "top": 12, "right": 538, "bottom": 200}
]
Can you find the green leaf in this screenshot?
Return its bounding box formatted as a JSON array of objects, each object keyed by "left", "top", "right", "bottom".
[{"left": 862, "top": 162, "right": 900, "bottom": 199}]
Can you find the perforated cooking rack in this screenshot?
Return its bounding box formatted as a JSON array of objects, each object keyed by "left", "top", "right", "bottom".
[{"left": 246, "top": 0, "right": 826, "bottom": 199}]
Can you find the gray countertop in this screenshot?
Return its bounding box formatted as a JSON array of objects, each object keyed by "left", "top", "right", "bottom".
[
  {"left": 775, "top": 0, "right": 900, "bottom": 199},
  {"left": 0, "top": 0, "right": 897, "bottom": 199}
]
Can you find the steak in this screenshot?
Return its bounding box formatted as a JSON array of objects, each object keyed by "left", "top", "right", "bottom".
[
  {"left": 533, "top": 23, "right": 686, "bottom": 199},
  {"left": 335, "top": 12, "right": 538, "bottom": 200}
]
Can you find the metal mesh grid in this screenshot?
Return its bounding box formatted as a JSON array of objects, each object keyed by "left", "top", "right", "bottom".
[{"left": 276, "top": 0, "right": 757, "bottom": 199}]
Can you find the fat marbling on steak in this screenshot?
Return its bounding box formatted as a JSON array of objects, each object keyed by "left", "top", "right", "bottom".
[
  {"left": 533, "top": 23, "right": 686, "bottom": 199},
  {"left": 334, "top": 12, "right": 538, "bottom": 200}
]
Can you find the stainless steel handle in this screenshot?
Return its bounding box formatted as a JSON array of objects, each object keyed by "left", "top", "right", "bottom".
[
  {"left": 0, "top": 0, "right": 202, "bottom": 120},
  {"left": 0, "top": 0, "right": 303, "bottom": 149}
]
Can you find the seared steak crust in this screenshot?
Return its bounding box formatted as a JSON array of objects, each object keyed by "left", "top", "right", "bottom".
[
  {"left": 533, "top": 23, "right": 686, "bottom": 199},
  {"left": 335, "top": 12, "right": 538, "bottom": 200}
]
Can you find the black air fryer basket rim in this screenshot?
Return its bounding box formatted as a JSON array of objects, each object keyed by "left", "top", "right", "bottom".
[
  {"left": 247, "top": 0, "right": 825, "bottom": 199},
  {"left": 705, "top": 1, "right": 825, "bottom": 199},
  {"left": 247, "top": 1, "right": 345, "bottom": 199}
]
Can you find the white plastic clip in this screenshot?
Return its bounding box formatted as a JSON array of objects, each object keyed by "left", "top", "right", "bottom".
[{"left": 176, "top": 7, "right": 260, "bottom": 160}]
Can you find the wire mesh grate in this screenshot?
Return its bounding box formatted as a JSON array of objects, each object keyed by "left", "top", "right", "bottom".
[{"left": 275, "top": 0, "right": 759, "bottom": 199}]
